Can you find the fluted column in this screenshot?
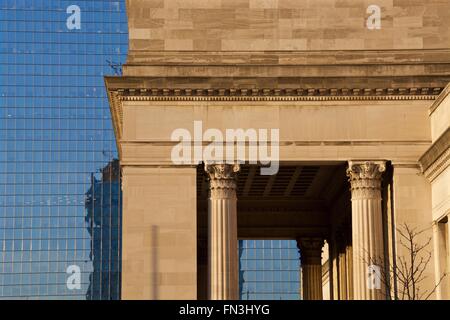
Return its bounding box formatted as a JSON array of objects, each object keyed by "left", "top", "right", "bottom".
[
  {"left": 205, "top": 163, "right": 240, "bottom": 300},
  {"left": 297, "top": 237, "right": 324, "bottom": 300},
  {"left": 346, "top": 243, "right": 354, "bottom": 300},
  {"left": 335, "top": 231, "right": 348, "bottom": 300},
  {"left": 347, "top": 161, "right": 386, "bottom": 300}
]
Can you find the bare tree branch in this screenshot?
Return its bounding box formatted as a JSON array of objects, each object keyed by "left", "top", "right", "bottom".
[{"left": 361, "top": 223, "right": 446, "bottom": 300}]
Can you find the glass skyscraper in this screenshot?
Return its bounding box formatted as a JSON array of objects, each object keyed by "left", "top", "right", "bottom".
[
  {"left": 0, "top": 0, "right": 128, "bottom": 299},
  {"left": 239, "top": 240, "right": 301, "bottom": 300},
  {"left": 84, "top": 159, "right": 121, "bottom": 300},
  {"left": 1, "top": 0, "right": 302, "bottom": 300}
]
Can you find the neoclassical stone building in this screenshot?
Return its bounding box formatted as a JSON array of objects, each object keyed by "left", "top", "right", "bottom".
[{"left": 105, "top": 0, "right": 450, "bottom": 300}]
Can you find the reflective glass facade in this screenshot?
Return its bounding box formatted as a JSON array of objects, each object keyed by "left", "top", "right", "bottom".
[
  {"left": 0, "top": 0, "right": 128, "bottom": 299},
  {"left": 239, "top": 240, "right": 301, "bottom": 300},
  {"left": 1, "top": 0, "right": 303, "bottom": 301}
]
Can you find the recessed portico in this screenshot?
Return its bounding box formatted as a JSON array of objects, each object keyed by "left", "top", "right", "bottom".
[
  {"left": 106, "top": 81, "right": 443, "bottom": 299},
  {"left": 105, "top": 0, "right": 450, "bottom": 301}
]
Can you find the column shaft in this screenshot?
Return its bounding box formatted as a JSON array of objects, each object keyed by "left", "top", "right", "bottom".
[
  {"left": 297, "top": 237, "right": 324, "bottom": 300},
  {"left": 338, "top": 249, "right": 348, "bottom": 299},
  {"left": 206, "top": 163, "right": 240, "bottom": 300},
  {"left": 346, "top": 244, "right": 354, "bottom": 300},
  {"left": 347, "top": 161, "right": 386, "bottom": 300},
  {"left": 335, "top": 229, "right": 350, "bottom": 300},
  {"left": 329, "top": 241, "right": 339, "bottom": 300},
  {"left": 302, "top": 264, "right": 323, "bottom": 300}
]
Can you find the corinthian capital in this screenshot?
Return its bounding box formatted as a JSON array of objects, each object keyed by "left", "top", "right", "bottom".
[
  {"left": 346, "top": 161, "right": 386, "bottom": 200},
  {"left": 296, "top": 237, "right": 324, "bottom": 265},
  {"left": 205, "top": 163, "right": 240, "bottom": 199}
]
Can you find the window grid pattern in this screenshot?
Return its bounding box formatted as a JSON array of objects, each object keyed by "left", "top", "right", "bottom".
[
  {"left": 239, "top": 240, "right": 301, "bottom": 300},
  {"left": 0, "top": 0, "right": 127, "bottom": 299}
]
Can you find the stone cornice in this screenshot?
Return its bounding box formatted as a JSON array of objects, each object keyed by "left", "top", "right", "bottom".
[
  {"left": 106, "top": 85, "right": 440, "bottom": 146},
  {"left": 105, "top": 76, "right": 449, "bottom": 92},
  {"left": 107, "top": 90, "right": 123, "bottom": 154},
  {"left": 430, "top": 82, "right": 450, "bottom": 115},
  {"left": 115, "top": 87, "right": 441, "bottom": 101},
  {"left": 105, "top": 84, "right": 441, "bottom": 153},
  {"left": 126, "top": 49, "right": 450, "bottom": 66},
  {"left": 123, "top": 50, "right": 450, "bottom": 80},
  {"left": 104, "top": 75, "right": 444, "bottom": 158},
  {"left": 420, "top": 128, "right": 450, "bottom": 181}
]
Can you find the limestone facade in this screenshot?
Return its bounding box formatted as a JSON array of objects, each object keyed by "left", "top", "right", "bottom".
[{"left": 107, "top": 0, "right": 450, "bottom": 300}]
